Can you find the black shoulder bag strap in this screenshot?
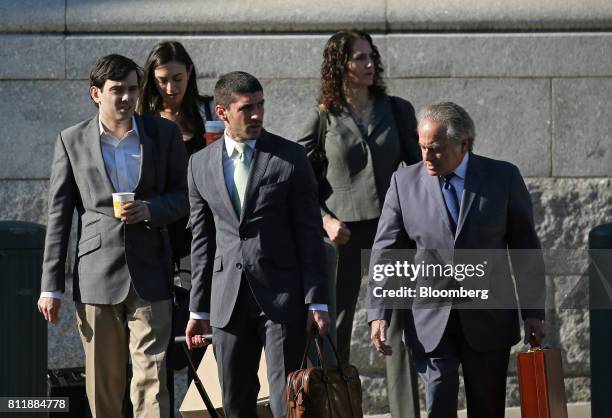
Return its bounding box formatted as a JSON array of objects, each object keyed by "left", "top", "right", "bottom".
[
  {"left": 389, "top": 96, "right": 420, "bottom": 166},
  {"left": 312, "top": 108, "right": 329, "bottom": 182}
]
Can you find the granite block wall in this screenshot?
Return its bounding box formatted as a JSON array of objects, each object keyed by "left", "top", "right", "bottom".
[{"left": 1, "top": 1, "right": 611, "bottom": 415}]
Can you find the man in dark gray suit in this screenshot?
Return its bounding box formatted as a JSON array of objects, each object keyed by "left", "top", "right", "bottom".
[
  {"left": 37, "top": 54, "right": 188, "bottom": 418},
  {"left": 369, "top": 102, "right": 546, "bottom": 418},
  {"left": 185, "top": 71, "right": 331, "bottom": 418}
]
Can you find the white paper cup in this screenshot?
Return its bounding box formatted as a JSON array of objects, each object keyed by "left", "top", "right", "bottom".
[
  {"left": 112, "top": 192, "right": 135, "bottom": 218},
  {"left": 204, "top": 121, "right": 225, "bottom": 145}
]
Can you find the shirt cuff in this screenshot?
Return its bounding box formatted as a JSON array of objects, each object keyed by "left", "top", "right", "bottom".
[
  {"left": 308, "top": 304, "right": 328, "bottom": 312},
  {"left": 190, "top": 312, "right": 210, "bottom": 320},
  {"left": 40, "top": 291, "right": 62, "bottom": 299}
]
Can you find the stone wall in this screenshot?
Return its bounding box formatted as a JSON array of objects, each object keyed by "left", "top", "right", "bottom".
[{"left": 2, "top": 1, "right": 611, "bottom": 415}]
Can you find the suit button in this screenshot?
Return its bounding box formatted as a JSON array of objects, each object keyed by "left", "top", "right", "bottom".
[
  {"left": 241, "top": 237, "right": 247, "bottom": 241},
  {"left": 236, "top": 263, "right": 242, "bottom": 270}
]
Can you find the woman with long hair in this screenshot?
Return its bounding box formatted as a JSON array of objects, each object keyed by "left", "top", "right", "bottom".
[
  {"left": 297, "top": 30, "right": 421, "bottom": 417},
  {"left": 139, "top": 41, "right": 219, "bottom": 411},
  {"left": 140, "top": 40, "right": 218, "bottom": 266}
]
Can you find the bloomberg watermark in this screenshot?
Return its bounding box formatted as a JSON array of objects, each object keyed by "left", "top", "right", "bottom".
[{"left": 364, "top": 249, "right": 551, "bottom": 310}]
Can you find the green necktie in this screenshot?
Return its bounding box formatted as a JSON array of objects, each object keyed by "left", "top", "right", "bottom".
[{"left": 231, "top": 142, "right": 251, "bottom": 215}]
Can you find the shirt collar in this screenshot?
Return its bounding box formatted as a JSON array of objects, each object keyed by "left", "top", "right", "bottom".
[
  {"left": 452, "top": 152, "right": 470, "bottom": 180},
  {"left": 224, "top": 130, "right": 256, "bottom": 157},
  {"left": 99, "top": 115, "right": 140, "bottom": 139}
]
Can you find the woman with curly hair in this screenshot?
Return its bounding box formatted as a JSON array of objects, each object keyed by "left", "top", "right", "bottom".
[{"left": 297, "top": 30, "right": 420, "bottom": 417}]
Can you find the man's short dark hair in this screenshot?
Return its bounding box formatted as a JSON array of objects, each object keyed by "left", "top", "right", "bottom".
[
  {"left": 214, "top": 71, "right": 263, "bottom": 108},
  {"left": 89, "top": 54, "right": 142, "bottom": 90}
]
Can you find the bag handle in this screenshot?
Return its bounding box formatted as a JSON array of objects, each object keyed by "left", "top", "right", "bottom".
[
  {"left": 315, "top": 329, "right": 359, "bottom": 417},
  {"left": 296, "top": 328, "right": 360, "bottom": 417},
  {"left": 527, "top": 333, "right": 544, "bottom": 351},
  {"left": 299, "top": 330, "right": 325, "bottom": 369},
  {"left": 299, "top": 325, "right": 347, "bottom": 375}
]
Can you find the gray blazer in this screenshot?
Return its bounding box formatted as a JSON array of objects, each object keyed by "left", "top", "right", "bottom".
[
  {"left": 41, "top": 114, "right": 189, "bottom": 304},
  {"left": 296, "top": 95, "right": 418, "bottom": 222},
  {"left": 188, "top": 130, "right": 328, "bottom": 328},
  {"left": 368, "top": 154, "right": 545, "bottom": 353}
]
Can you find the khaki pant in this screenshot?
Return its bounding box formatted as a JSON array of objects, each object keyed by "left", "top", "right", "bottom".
[{"left": 76, "top": 285, "right": 172, "bottom": 418}]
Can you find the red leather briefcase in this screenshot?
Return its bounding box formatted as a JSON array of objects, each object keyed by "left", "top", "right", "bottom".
[{"left": 517, "top": 347, "right": 568, "bottom": 418}]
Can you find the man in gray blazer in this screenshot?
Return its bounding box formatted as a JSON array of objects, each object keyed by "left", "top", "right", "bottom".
[
  {"left": 185, "top": 71, "right": 331, "bottom": 418},
  {"left": 369, "top": 102, "right": 546, "bottom": 418},
  {"left": 37, "top": 54, "right": 188, "bottom": 418}
]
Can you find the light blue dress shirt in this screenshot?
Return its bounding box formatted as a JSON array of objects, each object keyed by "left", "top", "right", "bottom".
[{"left": 99, "top": 116, "right": 141, "bottom": 192}]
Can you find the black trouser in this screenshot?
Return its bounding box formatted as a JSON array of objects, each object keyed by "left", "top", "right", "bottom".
[
  {"left": 213, "top": 280, "right": 305, "bottom": 418},
  {"left": 413, "top": 311, "right": 510, "bottom": 418}
]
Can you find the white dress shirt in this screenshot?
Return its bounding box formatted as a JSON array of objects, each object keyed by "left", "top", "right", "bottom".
[
  {"left": 99, "top": 116, "right": 141, "bottom": 193},
  {"left": 190, "top": 131, "right": 327, "bottom": 320}
]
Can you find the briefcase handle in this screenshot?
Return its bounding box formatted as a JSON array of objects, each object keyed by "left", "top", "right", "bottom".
[
  {"left": 527, "top": 333, "right": 543, "bottom": 351},
  {"left": 299, "top": 326, "right": 344, "bottom": 373}
]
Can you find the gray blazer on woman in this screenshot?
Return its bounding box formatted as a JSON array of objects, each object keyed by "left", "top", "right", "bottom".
[{"left": 296, "top": 95, "right": 419, "bottom": 223}]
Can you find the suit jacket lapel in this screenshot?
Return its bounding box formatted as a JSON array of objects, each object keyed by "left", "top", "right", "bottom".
[
  {"left": 240, "top": 131, "right": 273, "bottom": 223},
  {"left": 133, "top": 114, "right": 155, "bottom": 195},
  {"left": 88, "top": 115, "right": 115, "bottom": 198},
  {"left": 210, "top": 138, "right": 240, "bottom": 224},
  {"left": 456, "top": 153, "right": 483, "bottom": 238}
]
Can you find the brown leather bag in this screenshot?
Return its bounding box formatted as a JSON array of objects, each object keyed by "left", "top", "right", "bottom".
[{"left": 285, "top": 333, "right": 363, "bottom": 418}]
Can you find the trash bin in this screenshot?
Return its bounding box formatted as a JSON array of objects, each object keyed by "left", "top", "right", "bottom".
[
  {"left": 589, "top": 223, "right": 612, "bottom": 418},
  {"left": 0, "top": 221, "right": 47, "bottom": 417}
]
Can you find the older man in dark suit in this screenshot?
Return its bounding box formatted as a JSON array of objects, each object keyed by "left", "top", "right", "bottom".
[
  {"left": 37, "top": 54, "right": 189, "bottom": 417},
  {"left": 369, "top": 102, "right": 546, "bottom": 418},
  {"left": 185, "top": 71, "right": 331, "bottom": 418}
]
